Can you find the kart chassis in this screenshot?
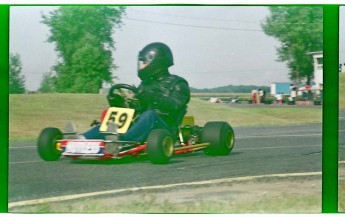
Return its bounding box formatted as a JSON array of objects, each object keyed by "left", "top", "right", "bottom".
[{"left": 37, "top": 84, "right": 235, "bottom": 164}]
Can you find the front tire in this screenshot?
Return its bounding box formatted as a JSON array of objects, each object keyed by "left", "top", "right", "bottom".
[
  {"left": 202, "top": 122, "right": 235, "bottom": 156},
  {"left": 37, "top": 127, "right": 62, "bottom": 161},
  {"left": 147, "top": 129, "right": 174, "bottom": 164}
]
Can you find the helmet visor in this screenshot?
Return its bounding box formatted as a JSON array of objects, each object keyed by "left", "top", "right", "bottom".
[
  {"left": 138, "top": 61, "right": 149, "bottom": 70},
  {"left": 138, "top": 51, "right": 155, "bottom": 69}
]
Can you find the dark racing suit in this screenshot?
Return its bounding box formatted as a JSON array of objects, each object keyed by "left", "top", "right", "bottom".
[
  {"left": 135, "top": 70, "right": 190, "bottom": 127},
  {"left": 82, "top": 71, "right": 190, "bottom": 142},
  {"left": 117, "top": 71, "right": 190, "bottom": 142}
]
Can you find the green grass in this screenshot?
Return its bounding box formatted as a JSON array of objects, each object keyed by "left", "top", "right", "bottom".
[
  {"left": 340, "top": 181, "right": 345, "bottom": 212},
  {"left": 10, "top": 191, "right": 321, "bottom": 214},
  {"left": 340, "top": 73, "right": 345, "bottom": 108},
  {"left": 9, "top": 93, "right": 323, "bottom": 141},
  {"left": 9, "top": 94, "right": 108, "bottom": 141},
  {"left": 191, "top": 92, "right": 249, "bottom": 97},
  {"left": 187, "top": 98, "right": 322, "bottom": 127}
]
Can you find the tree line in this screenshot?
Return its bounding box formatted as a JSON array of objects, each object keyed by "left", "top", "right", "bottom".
[
  {"left": 190, "top": 85, "right": 270, "bottom": 93},
  {"left": 10, "top": 6, "right": 322, "bottom": 94}
]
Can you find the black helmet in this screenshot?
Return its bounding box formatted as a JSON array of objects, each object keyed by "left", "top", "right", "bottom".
[{"left": 138, "top": 42, "right": 174, "bottom": 81}]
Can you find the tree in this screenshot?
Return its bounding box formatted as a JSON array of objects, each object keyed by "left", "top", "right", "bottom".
[
  {"left": 42, "top": 6, "right": 125, "bottom": 93},
  {"left": 39, "top": 71, "right": 57, "bottom": 93},
  {"left": 9, "top": 53, "right": 26, "bottom": 94},
  {"left": 262, "top": 6, "right": 323, "bottom": 84}
]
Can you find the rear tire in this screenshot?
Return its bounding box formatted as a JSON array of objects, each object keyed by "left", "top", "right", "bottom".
[
  {"left": 37, "top": 127, "right": 62, "bottom": 161},
  {"left": 147, "top": 129, "right": 174, "bottom": 164},
  {"left": 202, "top": 122, "right": 235, "bottom": 156}
]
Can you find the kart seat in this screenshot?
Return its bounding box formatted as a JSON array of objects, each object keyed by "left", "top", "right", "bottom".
[{"left": 169, "top": 107, "right": 187, "bottom": 138}]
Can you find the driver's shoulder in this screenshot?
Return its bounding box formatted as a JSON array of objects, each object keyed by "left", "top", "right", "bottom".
[{"left": 167, "top": 74, "right": 189, "bottom": 86}]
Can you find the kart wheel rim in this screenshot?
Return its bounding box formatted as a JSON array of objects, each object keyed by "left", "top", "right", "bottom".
[
  {"left": 225, "top": 130, "right": 234, "bottom": 149},
  {"left": 162, "top": 137, "right": 174, "bottom": 157},
  {"left": 52, "top": 135, "right": 62, "bottom": 153}
]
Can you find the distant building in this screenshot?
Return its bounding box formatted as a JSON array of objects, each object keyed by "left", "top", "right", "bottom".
[
  {"left": 270, "top": 82, "right": 292, "bottom": 95},
  {"left": 309, "top": 51, "right": 323, "bottom": 88},
  {"left": 271, "top": 52, "right": 323, "bottom": 95}
]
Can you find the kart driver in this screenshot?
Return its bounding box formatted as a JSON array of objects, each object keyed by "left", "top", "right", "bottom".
[{"left": 81, "top": 42, "right": 190, "bottom": 142}]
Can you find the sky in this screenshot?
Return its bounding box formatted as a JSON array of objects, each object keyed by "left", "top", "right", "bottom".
[
  {"left": 340, "top": 6, "right": 345, "bottom": 67},
  {"left": 9, "top": 5, "right": 342, "bottom": 91}
]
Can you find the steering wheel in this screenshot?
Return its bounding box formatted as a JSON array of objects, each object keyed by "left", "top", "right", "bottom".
[{"left": 108, "top": 84, "right": 141, "bottom": 110}]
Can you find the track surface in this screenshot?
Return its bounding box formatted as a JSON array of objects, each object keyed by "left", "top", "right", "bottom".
[
  {"left": 10, "top": 118, "right": 345, "bottom": 204},
  {"left": 9, "top": 107, "right": 345, "bottom": 203}
]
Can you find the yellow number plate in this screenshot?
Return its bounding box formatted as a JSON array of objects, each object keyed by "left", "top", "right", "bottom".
[{"left": 99, "top": 107, "right": 135, "bottom": 134}]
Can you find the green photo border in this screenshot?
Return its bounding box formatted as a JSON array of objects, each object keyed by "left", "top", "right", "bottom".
[
  {"left": 0, "top": 4, "right": 342, "bottom": 213},
  {"left": 0, "top": 4, "right": 9, "bottom": 213},
  {"left": 323, "top": 5, "right": 340, "bottom": 213}
]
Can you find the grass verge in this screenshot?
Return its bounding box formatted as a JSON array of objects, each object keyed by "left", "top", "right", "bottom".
[
  {"left": 340, "top": 73, "right": 345, "bottom": 108},
  {"left": 9, "top": 93, "right": 108, "bottom": 141},
  {"left": 10, "top": 194, "right": 321, "bottom": 214},
  {"left": 9, "top": 94, "right": 323, "bottom": 141},
  {"left": 10, "top": 175, "right": 322, "bottom": 214},
  {"left": 187, "top": 98, "right": 322, "bottom": 127}
]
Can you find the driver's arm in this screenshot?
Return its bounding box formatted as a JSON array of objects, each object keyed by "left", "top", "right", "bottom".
[{"left": 150, "top": 80, "right": 190, "bottom": 113}]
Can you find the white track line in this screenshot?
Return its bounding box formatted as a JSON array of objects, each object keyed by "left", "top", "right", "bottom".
[
  {"left": 236, "top": 144, "right": 320, "bottom": 151},
  {"left": 9, "top": 160, "right": 42, "bottom": 165},
  {"left": 8, "top": 171, "right": 322, "bottom": 209},
  {"left": 9, "top": 146, "right": 36, "bottom": 149},
  {"left": 237, "top": 134, "right": 322, "bottom": 139}
]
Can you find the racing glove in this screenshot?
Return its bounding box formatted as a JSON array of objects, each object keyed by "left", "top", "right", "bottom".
[
  {"left": 107, "top": 93, "right": 125, "bottom": 107},
  {"left": 90, "top": 119, "right": 100, "bottom": 127}
]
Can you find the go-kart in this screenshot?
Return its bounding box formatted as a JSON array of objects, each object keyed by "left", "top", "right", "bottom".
[{"left": 37, "top": 84, "right": 235, "bottom": 164}]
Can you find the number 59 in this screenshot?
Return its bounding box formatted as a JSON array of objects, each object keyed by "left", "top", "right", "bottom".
[{"left": 100, "top": 107, "right": 135, "bottom": 134}]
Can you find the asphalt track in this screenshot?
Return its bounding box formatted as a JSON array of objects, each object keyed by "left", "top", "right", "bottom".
[
  {"left": 9, "top": 115, "right": 345, "bottom": 206},
  {"left": 8, "top": 106, "right": 345, "bottom": 205}
]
